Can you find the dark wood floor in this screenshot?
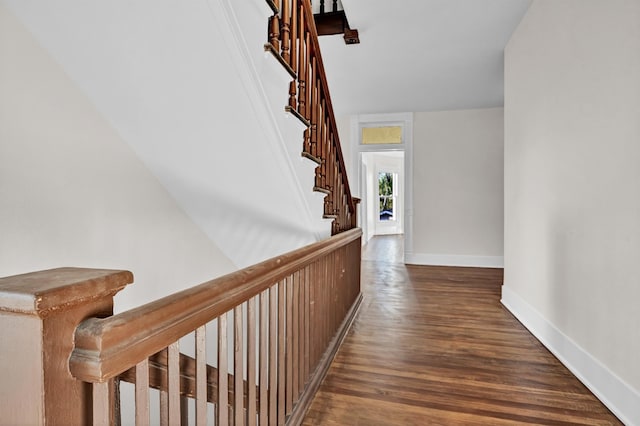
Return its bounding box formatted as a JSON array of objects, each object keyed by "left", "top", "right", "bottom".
[{"left": 303, "top": 235, "right": 622, "bottom": 425}]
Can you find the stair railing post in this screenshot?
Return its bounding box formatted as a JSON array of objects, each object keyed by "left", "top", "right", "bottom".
[{"left": 0, "top": 268, "right": 132, "bottom": 425}]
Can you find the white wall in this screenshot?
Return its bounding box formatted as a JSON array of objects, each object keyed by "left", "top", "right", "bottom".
[
  {"left": 360, "top": 154, "right": 376, "bottom": 242},
  {"left": 503, "top": 1, "right": 640, "bottom": 424},
  {"left": 0, "top": 4, "right": 236, "bottom": 311},
  {"left": 1, "top": 0, "right": 330, "bottom": 270},
  {"left": 408, "top": 107, "right": 504, "bottom": 267}
]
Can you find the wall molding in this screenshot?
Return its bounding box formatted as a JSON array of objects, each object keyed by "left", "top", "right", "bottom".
[
  {"left": 501, "top": 286, "right": 640, "bottom": 426},
  {"left": 405, "top": 253, "right": 503, "bottom": 268}
]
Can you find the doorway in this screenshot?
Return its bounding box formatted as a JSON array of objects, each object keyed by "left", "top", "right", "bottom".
[
  {"left": 361, "top": 151, "right": 404, "bottom": 238},
  {"left": 350, "top": 112, "right": 413, "bottom": 258}
]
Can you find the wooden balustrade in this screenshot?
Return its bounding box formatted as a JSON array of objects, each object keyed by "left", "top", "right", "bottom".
[
  {"left": 58, "top": 228, "right": 361, "bottom": 425},
  {"left": 265, "top": 0, "right": 358, "bottom": 235},
  {"left": 0, "top": 3, "right": 364, "bottom": 424}
]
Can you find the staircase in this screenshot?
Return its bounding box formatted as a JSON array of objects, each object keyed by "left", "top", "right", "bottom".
[{"left": 264, "top": 0, "right": 358, "bottom": 235}]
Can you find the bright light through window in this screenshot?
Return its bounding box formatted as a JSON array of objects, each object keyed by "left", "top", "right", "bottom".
[{"left": 378, "top": 172, "right": 395, "bottom": 221}]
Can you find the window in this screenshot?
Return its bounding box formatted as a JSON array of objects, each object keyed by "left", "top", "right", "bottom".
[
  {"left": 362, "top": 126, "right": 402, "bottom": 145},
  {"left": 378, "top": 172, "right": 395, "bottom": 221}
]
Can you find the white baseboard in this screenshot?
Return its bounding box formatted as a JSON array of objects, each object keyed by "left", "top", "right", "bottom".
[
  {"left": 501, "top": 286, "right": 640, "bottom": 426},
  {"left": 404, "top": 253, "right": 504, "bottom": 268}
]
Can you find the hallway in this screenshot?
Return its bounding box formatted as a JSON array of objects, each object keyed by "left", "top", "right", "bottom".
[{"left": 303, "top": 236, "right": 621, "bottom": 425}]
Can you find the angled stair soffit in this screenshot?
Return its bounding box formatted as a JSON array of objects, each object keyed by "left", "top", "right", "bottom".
[{"left": 3, "top": 0, "right": 331, "bottom": 267}]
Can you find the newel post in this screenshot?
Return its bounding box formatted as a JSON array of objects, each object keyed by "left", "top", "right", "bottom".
[
  {"left": 351, "top": 197, "right": 361, "bottom": 229},
  {"left": 0, "top": 267, "right": 132, "bottom": 425}
]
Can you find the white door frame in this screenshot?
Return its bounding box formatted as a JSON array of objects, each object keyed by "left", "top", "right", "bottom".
[{"left": 350, "top": 113, "right": 414, "bottom": 260}]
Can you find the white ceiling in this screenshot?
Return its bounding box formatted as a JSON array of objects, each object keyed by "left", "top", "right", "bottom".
[{"left": 317, "top": 0, "right": 532, "bottom": 116}]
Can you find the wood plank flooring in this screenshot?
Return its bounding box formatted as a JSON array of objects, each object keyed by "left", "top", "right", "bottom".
[{"left": 303, "top": 236, "right": 622, "bottom": 425}]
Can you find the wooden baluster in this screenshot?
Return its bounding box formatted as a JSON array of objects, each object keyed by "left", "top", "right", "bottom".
[
  {"left": 234, "top": 306, "right": 244, "bottom": 425},
  {"left": 317, "top": 259, "right": 323, "bottom": 366},
  {"left": 318, "top": 98, "right": 327, "bottom": 189},
  {"left": 320, "top": 99, "right": 327, "bottom": 189},
  {"left": 335, "top": 159, "right": 340, "bottom": 217},
  {"left": 195, "top": 326, "right": 207, "bottom": 426},
  {"left": 291, "top": 0, "right": 298, "bottom": 73},
  {"left": 306, "top": 33, "right": 312, "bottom": 121},
  {"left": 308, "top": 262, "right": 315, "bottom": 369},
  {"left": 293, "top": 270, "right": 301, "bottom": 400},
  {"left": 286, "top": 275, "right": 294, "bottom": 415},
  {"left": 339, "top": 182, "right": 345, "bottom": 231},
  {"left": 331, "top": 160, "right": 342, "bottom": 220},
  {"left": 268, "top": 11, "right": 280, "bottom": 52},
  {"left": 343, "top": 178, "right": 347, "bottom": 229},
  {"left": 297, "top": 5, "right": 306, "bottom": 119},
  {"left": 218, "top": 314, "right": 229, "bottom": 425},
  {"left": 269, "top": 286, "right": 278, "bottom": 423},
  {"left": 315, "top": 103, "right": 323, "bottom": 189},
  {"left": 327, "top": 254, "right": 333, "bottom": 337},
  {"left": 302, "top": 30, "right": 312, "bottom": 155},
  {"left": 326, "top": 255, "right": 331, "bottom": 345},
  {"left": 323, "top": 257, "right": 328, "bottom": 352},
  {"left": 329, "top": 253, "right": 334, "bottom": 338},
  {"left": 93, "top": 381, "right": 112, "bottom": 426},
  {"left": 320, "top": 0, "right": 325, "bottom": 14},
  {"left": 248, "top": 297, "right": 257, "bottom": 426},
  {"left": 332, "top": 251, "right": 337, "bottom": 331},
  {"left": 303, "top": 265, "right": 311, "bottom": 387},
  {"left": 160, "top": 388, "right": 168, "bottom": 426},
  {"left": 318, "top": 256, "right": 327, "bottom": 360},
  {"left": 277, "top": 280, "right": 286, "bottom": 425},
  {"left": 333, "top": 0, "right": 338, "bottom": 12},
  {"left": 337, "top": 157, "right": 341, "bottom": 217},
  {"left": 289, "top": 81, "right": 297, "bottom": 109},
  {"left": 281, "top": 0, "right": 291, "bottom": 63},
  {"left": 135, "top": 359, "right": 150, "bottom": 426},
  {"left": 316, "top": 89, "right": 322, "bottom": 162},
  {"left": 329, "top": 136, "right": 335, "bottom": 208},
  {"left": 167, "top": 342, "right": 180, "bottom": 425},
  {"left": 316, "top": 260, "right": 322, "bottom": 367},
  {"left": 259, "top": 290, "right": 269, "bottom": 425},
  {"left": 317, "top": 260, "right": 323, "bottom": 356},
  {"left": 288, "top": 0, "right": 298, "bottom": 109},
  {"left": 310, "top": 57, "right": 318, "bottom": 158},
  {"left": 326, "top": 140, "right": 333, "bottom": 217},
  {"left": 322, "top": 259, "right": 327, "bottom": 354}
]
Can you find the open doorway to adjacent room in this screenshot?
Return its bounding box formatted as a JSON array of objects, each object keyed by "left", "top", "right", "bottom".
[
  {"left": 360, "top": 151, "right": 404, "bottom": 238},
  {"left": 351, "top": 113, "right": 413, "bottom": 255}
]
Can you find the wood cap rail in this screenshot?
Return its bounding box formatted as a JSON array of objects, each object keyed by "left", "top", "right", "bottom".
[{"left": 69, "top": 228, "right": 362, "bottom": 383}]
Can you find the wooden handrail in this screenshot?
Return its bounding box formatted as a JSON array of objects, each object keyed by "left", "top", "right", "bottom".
[
  {"left": 68, "top": 228, "right": 362, "bottom": 424},
  {"left": 70, "top": 228, "right": 361, "bottom": 383}
]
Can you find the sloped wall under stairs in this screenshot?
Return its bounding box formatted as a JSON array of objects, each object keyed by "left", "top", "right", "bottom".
[{"left": 0, "top": 0, "right": 332, "bottom": 309}]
